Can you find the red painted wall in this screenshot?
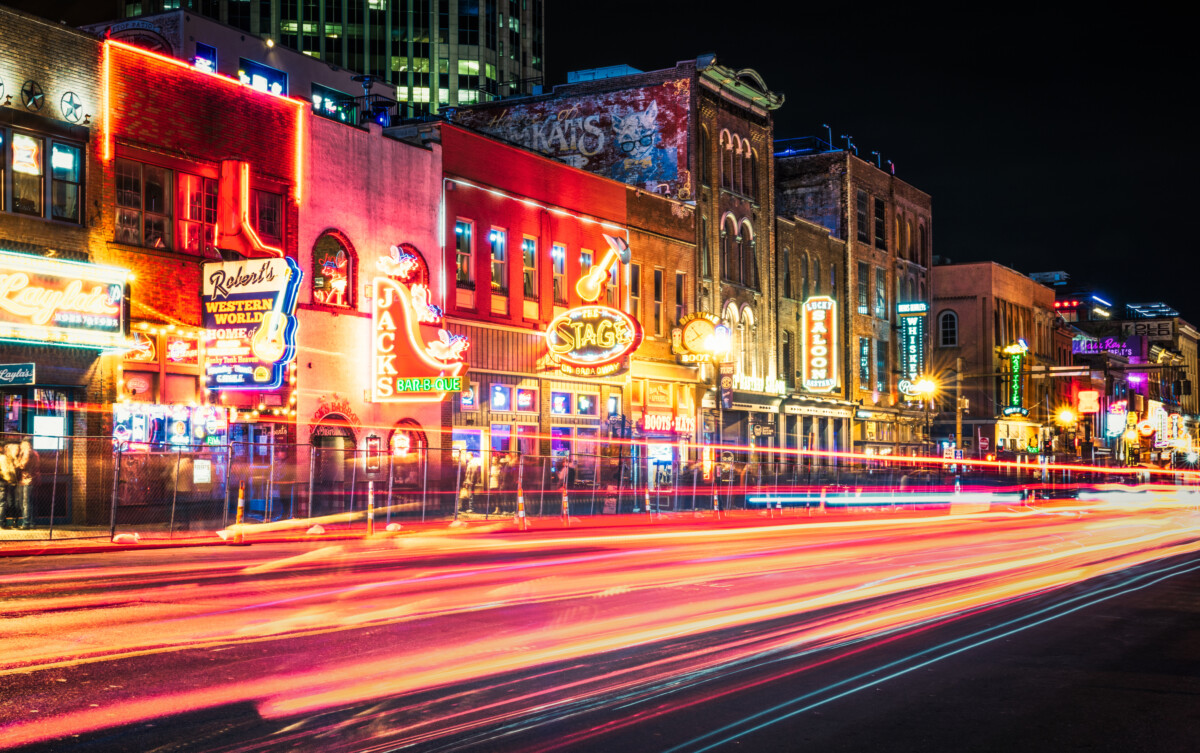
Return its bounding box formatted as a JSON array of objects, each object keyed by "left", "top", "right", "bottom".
[{"left": 442, "top": 125, "right": 627, "bottom": 328}]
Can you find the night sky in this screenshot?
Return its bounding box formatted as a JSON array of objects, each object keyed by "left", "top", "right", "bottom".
[
  {"left": 547, "top": 3, "right": 1195, "bottom": 321},
  {"left": 9, "top": 2, "right": 1190, "bottom": 319}
]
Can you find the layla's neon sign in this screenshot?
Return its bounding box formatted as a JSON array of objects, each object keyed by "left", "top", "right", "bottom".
[
  {"left": 545, "top": 305, "right": 642, "bottom": 377},
  {"left": 802, "top": 296, "right": 837, "bottom": 393},
  {"left": 0, "top": 250, "right": 128, "bottom": 350},
  {"left": 372, "top": 245, "right": 468, "bottom": 402}
]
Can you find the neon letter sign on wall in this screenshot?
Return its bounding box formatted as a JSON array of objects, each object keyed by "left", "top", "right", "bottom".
[
  {"left": 372, "top": 246, "right": 469, "bottom": 402},
  {"left": 802, "top": 296, "right": 838, "bottom": 392}
]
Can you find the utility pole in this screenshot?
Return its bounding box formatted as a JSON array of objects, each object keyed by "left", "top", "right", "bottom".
[{"left": 955, "top": 357, "right": 964, "bottom": 451}]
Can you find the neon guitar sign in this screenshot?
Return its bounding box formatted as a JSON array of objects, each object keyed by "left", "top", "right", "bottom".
[
  {"left": 201, "top": 258, "right": 302, "bottom": 390},
  {"left": 575, "top": 234, "right": 630, "bottom": 302}
]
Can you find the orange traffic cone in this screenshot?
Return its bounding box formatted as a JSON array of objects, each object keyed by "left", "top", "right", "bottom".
[{"left": 229, "top": 482, "right": 250, "bottom": 546}]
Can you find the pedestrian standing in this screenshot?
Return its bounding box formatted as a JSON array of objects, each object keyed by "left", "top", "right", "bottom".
[
  {"left": 16, "top": 438, "right": 39, "bottom": 529},
  {"left": 0, "top": 440, "right": 18, "bottom": 528}
]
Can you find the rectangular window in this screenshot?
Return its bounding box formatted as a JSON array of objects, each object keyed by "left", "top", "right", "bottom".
[
  {"left": 490, "top": 383, "right": 513, "bottom": 411},
  {"left": 873, "top": 196, "right": 886, "bottom": 249},
  {"left": 700, "top": 216, "right": 710, "bottom": 277},
  {"left": 251, "top": 189, "right": 283, "bottom": 242},
  {"left": 782, "top": 330, "right": 794, "bottom": 387},
  {"left": 455, "top": 221, "right": 474, "bottom": 288},
  {"left": 490, "top": 423, "right": 511, "bottom": 453},
  {"left": 576, "top": 393, "right": 599, "bottom": 416},
  {"left": 580, "top": 249, "right": 593, "bottom": 282},
  {"left": 856, "top": 190, "right": 869, "bottom": 243},
  {"left": 11, "top": 133, "right": 44, "bottom": 217},
  {"left": 859, "top": 337, "right": 871, "bottom": 388},
  {"left": 550, "top": 391, "right": 572, "bottom": 415},
  {"left": 876, "top": 341, "right": 888, "bottom": 393},
  {"left": 551, "top": 243, "right": 566, "bottom": 303},
  {"left": 115, "top": 159, "right": 171, "bottom": 249},
  {"left": 606, "top": 261, "right": 618, "bottom": 307},
  {"left": 460, "top": 382, "right": 479, "bottom": 411},
  {"left": 653, "top": 268, "right": 664, "bottom": 336},
  {"left": 193, "top": 42, "right": 217, "bottom": 73},
  {"left": 238, "top": 57, "right": 288, "bottom": 95},
  {"left": 629, "top": 263, "right": 641, "bottom": 320},
  {"left": 311, "top": 82, "right": 356, "bottom": 122},
  {"left": 177, "top": 173, "right": 216, "bottom": 254},
  {"left": 521, "top": 236, "right": 537, "bottom": 298},
  {"left": 490, "top": 228, "right": 508, "bottom": 293},
  {"left": 607, "top": 394, "right": 621, "bottom": 417},
  {"left": 857, "top": 262, "right": 869, "bottom": 315},
  {"left": 515, "top": 387, "right": 538, "bottom": 412},
  {"left": 675, "top": 272, "right": 686, "bottom": 324},
  {"left": 875, "top": 266, "right": 887, "bottom": 319},
  {"left": 551, "top": 426, "right": 572, "bottom": 456},
  {"left": 516, "top": 424, "right": 538, "bottom": 456},
  {"left": 50, "top": 142, "right": 81, "bottom": 223}
]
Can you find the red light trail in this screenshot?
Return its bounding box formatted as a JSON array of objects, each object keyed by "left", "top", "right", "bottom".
[{"left": 1, "top": 492, "right": 1198, "bottom": 749}]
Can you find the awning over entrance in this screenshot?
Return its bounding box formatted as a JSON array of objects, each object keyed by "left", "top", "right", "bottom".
[{"left": 729, "top": 391, "right": 782, "bottom": 413}]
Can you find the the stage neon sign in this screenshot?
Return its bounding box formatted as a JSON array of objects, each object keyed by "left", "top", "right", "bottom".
[{"left": 545, "top": 305, "right": 642, "bottom": 377}]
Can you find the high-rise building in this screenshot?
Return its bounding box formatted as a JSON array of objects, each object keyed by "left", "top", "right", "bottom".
[{"left": 103, "top": 0, "right": 544, "bottom": 116}]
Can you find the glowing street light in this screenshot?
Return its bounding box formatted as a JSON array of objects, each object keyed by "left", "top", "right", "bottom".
[
  {"left": 1055, "top": 407, "right": 1077, "bottom": 427},
  {"left": 914, "top": 376, "right": 938, "bottom": 457}
]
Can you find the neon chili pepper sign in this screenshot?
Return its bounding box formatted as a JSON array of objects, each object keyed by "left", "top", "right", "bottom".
[
  {"left": 545, "top": 305, "right": 643, "bottom": 377},
  {"left": 372, "top": 245, "right": 469, "bottom": 402},
  {"left": 801, "top": 296, "right": 837, "bottom": 392}
]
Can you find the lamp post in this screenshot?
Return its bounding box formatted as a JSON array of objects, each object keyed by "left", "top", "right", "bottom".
[{"left": 1055, "top": 407, "right": 1077, "bottom": 458}]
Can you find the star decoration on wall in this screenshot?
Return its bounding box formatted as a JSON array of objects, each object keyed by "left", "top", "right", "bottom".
[
  {"left": 21, "top": 80, "right": 44, "bottom": 111},
  {"left": 60, "top": 91, "right": 83, "bottom": 123}
]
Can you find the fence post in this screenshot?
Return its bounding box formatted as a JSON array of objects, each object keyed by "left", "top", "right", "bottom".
[
  {"left": 109, "top": 441, "right": 122, "bottom": 540},
  {"left": 169, "top": 447, "right": 181, "bottom": 538},
  {"left": 367, "top": 480, "right": 375, "bottom": 537},
  {"left": 453, "top": 452, "right": 463, "bottom": 521},
  {"left": 421, "top": 445, "right": 429, "bottom": 523},
  {"left": 47, "top": 442, "right": 62, "bottom": 541},
  {"left": 348, "top": 445, "right": 358, "bottom": 524},
  {"left": 307, "top": 444, "right": 316, "bottom": 520},
  {"left": 222, "top": 442, "right": 233, "bottom": 530},
  {"left": 266, "top": 443, "right": 276, "bottom": 524},
  {"left": 386, "top": 452, "right": 395, "bottom": 523}
]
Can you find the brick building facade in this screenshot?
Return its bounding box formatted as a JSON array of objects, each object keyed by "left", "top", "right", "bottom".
[{"left": 776, "top": 148, "right": 931, "bottom": 457}]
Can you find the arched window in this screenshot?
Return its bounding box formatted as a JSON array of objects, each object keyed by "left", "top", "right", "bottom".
[
  {"left": 894, "top": 214, "right": 901, "bottom": 255},
  {"left": 939, "top": 310, "right": 958, "bottom": 347},
  {"left": 905, "top": 220, "right": 913, "bottom": 259},
  {"left": 742, "top": 307, "right": 757, "bottom": 379},
  {"left": 741, "top": 221, "right": 756, "bottom": 288},
  {"left": 800, "top": 252, "right": 810, "bottom": 300},
  {"left": 748, "top": 150, "right": 758, "bottom": 199},
  {"left": 781, "top": 250, "right": 792, "bottom": 298},
  {"left": 719, "top": 130, "right": 730, "bottom": 188},
  {"left": 720, "top": 215, "right": 737, "bottom": 282},
  {"left": 813, "top": 259, "right": 821, "bottom": 295},
  {"left": 919, "top": 224, "right": 928, "bottom": 266},
  {"left": 312, "top": 230, "right": 356, "bottom": 308},
  {"left": 699, "top": 127, "right": 710, "bottom": 186},
  {"left": 829, "top": 263, "right": 837, "bottom": 295}
]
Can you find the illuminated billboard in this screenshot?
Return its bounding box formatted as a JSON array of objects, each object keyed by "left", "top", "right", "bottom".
[
  {"left": 201, "top": 258, "right": 302, "bottom": 390},
  {"left": 801, "top": 296, "right": 837, "bottom": 392},
  {"left": 0, "top": 249, "right": 129, "bottom": 350}
]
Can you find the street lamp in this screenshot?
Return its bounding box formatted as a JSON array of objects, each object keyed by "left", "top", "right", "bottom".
[
  {"left": 914, "top": 377, "right": 938, "bottom": 457},
  {"left": 1055, "top": 407, "right": 1078, "bottom": 459}
]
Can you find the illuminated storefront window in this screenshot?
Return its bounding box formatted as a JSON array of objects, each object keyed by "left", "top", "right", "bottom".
[
  {"left": 1, "top": 129, "right": 78, "bottom": 222},
  {"left": 238, "top": 57, "right": 288, "bottom": 95},
  {"left": 551, "top": 391, "right": 571, "bottom": 415},
  {"left": 490, "top": 384, "right": 512, "bottom": 411},
  {"left": 515, "top": 387, "right": 538, "bottom": 412},
  {"left": 312, "top": 232, "right": 354, "bottom": 308},
  {"left": 489, "top": 228, "right": 507, "bottom": 293},
  {"left": 552, "top": 243, "right": 566, "bottom": 304},
  {"left": 455, "top": 221, "right": 474, "bottom": 289},
  {"left": 311, "top": 83, "right": 357, "bottom": 123},
  {"left": 576, "top": 393, "right": 598, "bottom": 416},
  {"left": 522, "top": 236, "right": 538, "bottom": 298}
]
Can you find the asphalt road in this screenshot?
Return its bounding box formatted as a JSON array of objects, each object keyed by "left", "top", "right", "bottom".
[{"left": 2, "top": 496, "right": 1199, "bottom": 752}]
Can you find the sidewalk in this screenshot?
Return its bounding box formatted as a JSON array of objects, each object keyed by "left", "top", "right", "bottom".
[{"left": 0, "top": 504, "right": 968, "bottom": 558}]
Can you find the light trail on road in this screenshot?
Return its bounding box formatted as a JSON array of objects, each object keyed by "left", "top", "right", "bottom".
[{"left": 2, "top": 487, "right": 1199, "bottom": 751}]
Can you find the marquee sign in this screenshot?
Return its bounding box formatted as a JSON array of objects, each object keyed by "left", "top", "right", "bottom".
[
  {"left": 546, "top": 305, "right": 642, "bottom": 377},
  {"left": 897, "top": 302, "right": 928, "bottom": 397},
  {"left": 201, "top": 258, "right": 302, "bottom": 390},
  {"left": 372, "top": 245, "right": 469, "bottom": 402},
  {"left": 0, "top": 250, "right": 129, "bottom": 350},
  {"left": 801, "top": 296, "right": 838, "bottom": 393},
  {"left": 1001, "top": 340, "right": 1028, "bottom": 417},
  {"left": 1072, "top": 336, "right": 1139, "bottom": 358}
]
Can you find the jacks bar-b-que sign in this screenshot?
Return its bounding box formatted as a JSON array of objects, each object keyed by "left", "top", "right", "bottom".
[
  {"left": 201, "top": 258, "right": 302, "bottom": 390},
  {"left": 0, "top": 250, "right": 129, "bottom": 349}
]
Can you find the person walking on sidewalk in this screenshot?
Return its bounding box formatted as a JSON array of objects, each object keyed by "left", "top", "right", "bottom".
[
  {"left": 15, "top": 439, "right": 38, "bottom": 529},
  {"left": 0, "top": 440, "right": 18, "bottom": 529}
]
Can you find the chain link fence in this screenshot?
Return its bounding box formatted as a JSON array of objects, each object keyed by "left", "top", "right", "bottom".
[{"left": 1, "top": 434, "right": 1188, "bottom": 543}]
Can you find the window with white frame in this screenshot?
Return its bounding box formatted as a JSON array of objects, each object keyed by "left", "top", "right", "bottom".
[
  {"left": 521, "top": 236, "right": 537, "bottom": 298},
  {"left": 490, "top": 228, "right": 508, "bottom": 293},
  {"left": 551, "top": 243, "right": 566, "bottom": 303},
  {"left": 455, "top": 220, "right": 474, "bottom": 289},
  {"left": 939, "top": 310, "right": 958, "bottom": 347}
]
